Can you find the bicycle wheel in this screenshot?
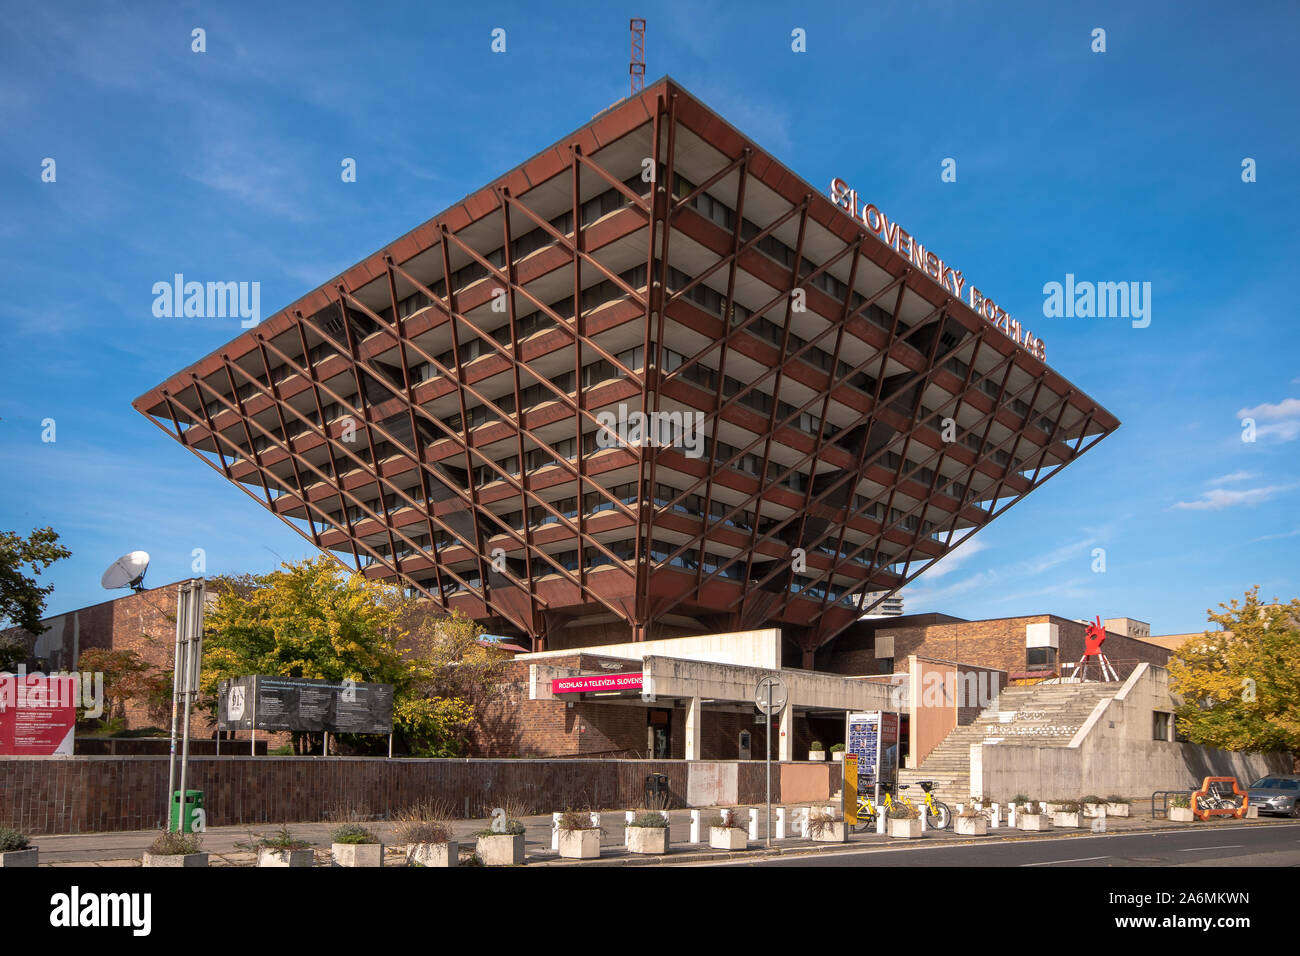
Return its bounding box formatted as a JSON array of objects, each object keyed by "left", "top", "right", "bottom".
[{"left": 927, "top": 800, "right": 951, "bottom": 830}]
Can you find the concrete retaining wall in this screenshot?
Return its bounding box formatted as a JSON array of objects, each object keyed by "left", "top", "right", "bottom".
[{"left": 969, "top": 664, "right": 1291, "bottom": 800}]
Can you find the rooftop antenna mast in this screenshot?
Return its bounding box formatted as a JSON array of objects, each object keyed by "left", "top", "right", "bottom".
[{"left": 630, "top": 18, "right": 645, "bottom": 95}]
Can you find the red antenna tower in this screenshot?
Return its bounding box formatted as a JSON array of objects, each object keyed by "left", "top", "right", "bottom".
[{"left": 630, "top": 18, "right": 646, "bottom": 95}]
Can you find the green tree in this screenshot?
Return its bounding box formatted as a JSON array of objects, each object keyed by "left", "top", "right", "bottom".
[
  {"left": 1168, "top": 586, "right": 1300, "bottom": 759},
  {"left": 0, "top": 527, "right": 71, "bottom": 635},
  {"left": 202, "top": 556, "right": 495, "bottom": 756}
]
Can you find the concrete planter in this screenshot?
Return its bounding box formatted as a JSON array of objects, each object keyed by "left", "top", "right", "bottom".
[
  {"left": 0, "top": 848, "right": 39, "bottom": 867},
  {"left": 809, "top": 822, "right": 847, "bottom": 843},
  {"left": 709, "top": 827, "right": 748, "bottom": 850},
  {"left": 476, "top": 833, "right": 526, "bottom": 866},
  {"left": 808, "top": 751, "right": 826, "bottom": 761},
  {"left": 406, "top": 841, "right": 458, "bottom": 867},
  {"left": 142, "top": 851, "right": 208, "bottom": 867},
  {"left": 331, "top": 842, "right": 384, "bottom": 867},
  {"left": 955, "top": 815, "right": 988, "bottom": 836},
  {"left": 257, "top": 847, "right": 314, "bottom": 867},
  {"left": 626, "top": 827, "right": 669, "bottom": 855},
  {"left": 1083, "top": 803, "right": 1105, "bottom": 818},
  {"left": 831, "top": 752, "right": 845, "bottom": 762},
  {"left": 1245, "top": 804, "right": 1259, "bottom": 819},
  {"left": 1168, "top": 807, "right": 1194, "bottom": 822},
  {"left": 1106, "top": 803, "right": 1131, "bottom": 817},
  {"left": 1053, "top": 812, "right": 1082, "bottom": 828},
  {"left": 889, "top": 817, "right": 923, "bottom": 839},
  {"left": 557, "top": 829, "right": 600, "bottom": 859},
  {"left": 1017, "top": 813, "right": 1050, "bottom": 831}
]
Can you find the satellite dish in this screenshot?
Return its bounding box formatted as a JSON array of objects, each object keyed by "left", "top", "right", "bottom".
[{"left": 102, "top": 551, "right": 150, "bottom": 592}]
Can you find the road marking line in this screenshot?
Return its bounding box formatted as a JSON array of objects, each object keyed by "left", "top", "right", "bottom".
[
  {"left": 1021, "top": 856, "right": 1108, "bottom": 866},
  {"left": 1176, "top": 845, "right": 1243, "bottom": 851}
]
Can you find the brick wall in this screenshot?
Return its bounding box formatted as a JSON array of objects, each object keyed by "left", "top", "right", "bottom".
[{"left": 0, "top": 756, "right": 836, "bottom": 834}]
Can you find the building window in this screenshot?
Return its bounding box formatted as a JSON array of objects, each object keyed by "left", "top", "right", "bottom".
[{"left": 1153, "top": 711, "right": 1172, "bottom": 741}]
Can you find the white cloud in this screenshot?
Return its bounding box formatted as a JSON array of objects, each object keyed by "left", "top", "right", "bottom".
[
  {"left": 1237, "top": 397, "right": 1300, "bottom": 442},
  {"left": 1172, "top": 484, "right": 1297, "bottom": 511},
  {"left": 1208, "top": 470, "right": 1257, "bottom": 485},
  {"left": 919, "top": 539, "right": 989, "bottom": 580}
]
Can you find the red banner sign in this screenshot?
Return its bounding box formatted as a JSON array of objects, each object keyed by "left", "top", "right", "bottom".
[
  {"left": 0, "top": 672, "right": 78, "bottom": 756},
  {"left": 551, "top": 672, "right": 643, "bottom": 694}
]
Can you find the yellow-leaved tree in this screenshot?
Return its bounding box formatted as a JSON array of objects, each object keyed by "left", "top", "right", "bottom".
[
  {"left": 202, "top": 556, "right": 504, "bottom": 756},
  {"left": 1168, "top": 586, "right": 1300, "bottom": 759}
]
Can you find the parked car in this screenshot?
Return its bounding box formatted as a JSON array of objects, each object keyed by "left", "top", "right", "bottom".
[{"left": 1246, "top": 775, "right": 1300, "bottom": 817}]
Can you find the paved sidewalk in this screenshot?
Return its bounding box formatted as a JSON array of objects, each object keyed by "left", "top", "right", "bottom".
[{"left": 26, "top": 807, "right": 1292, "bottom": 867}]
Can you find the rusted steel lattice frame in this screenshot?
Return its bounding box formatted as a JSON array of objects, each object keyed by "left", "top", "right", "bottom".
[
  {"left": 735, "top": 196, "right": 811, "bottom": 624},
  {"left": 147, "top": 371, "right": 494, "bottom": 627},
  {"left": 653, "top": 271, "right": 907, "bottom": 515},
  {"left": 653, "top": 284, "right": 948, "bottom": 592},
  {"left": 811, "top": 398, "right": 1106, "bottom": 649},
  {"left": 187, "top": 322, "right": 557, "bottom": 633},
  {"left": 768, "top": 341, "right": 1082, "bottom": 622},
  {"left": 490, "top": 194, "right": 542, "bottom": 640},
  {"left": 637, "top": 92, "right": 680, "bottom": 638},
  {"left": 803, "top": 359, "right": 1093, "bottom": 624},
  {"left": 632, "top": 93, "right": 667, "bottom": 639},
  {"left": 693, "top": 148, "right": 753, "bottom": 594},
  {"left": 662, "top": 299, "right": 1073, "bottom": 626},
  {"left": 304, "top": 284, "right": 637, "bottom": 618}
]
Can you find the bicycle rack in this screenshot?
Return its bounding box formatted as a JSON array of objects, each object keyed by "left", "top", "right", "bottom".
[
  {"left": 1149, "top": 790, "right": 1194, "bottom": 819},
  {"left": 1191, "top": 776, "right": 1249, "bottom": 821}
]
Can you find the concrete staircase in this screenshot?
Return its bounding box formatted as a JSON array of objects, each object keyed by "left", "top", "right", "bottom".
[{"left": 897, "top": 682, "right": 1121, "bottom": 805}]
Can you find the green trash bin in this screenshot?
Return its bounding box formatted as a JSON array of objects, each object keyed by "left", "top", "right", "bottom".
[{"left": 170, "top": 790, "right": 204, "bottom": 833}]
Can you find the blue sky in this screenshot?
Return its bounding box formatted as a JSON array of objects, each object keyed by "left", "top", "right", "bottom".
[{"left": 1, "top": 0, "right": 1296, "bottom": 635}]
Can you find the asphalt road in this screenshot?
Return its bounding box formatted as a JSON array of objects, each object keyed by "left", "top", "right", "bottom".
[{"left": 704, "top": 820, "right": 1300, "bottom": 866}]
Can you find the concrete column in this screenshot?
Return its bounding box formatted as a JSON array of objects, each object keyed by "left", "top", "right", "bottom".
[
  {"left": 779, "top": 703, "right": 794, "bottom": 761},
  {"left": 685, "top": 696, "right": 702, "bottom": 761}
]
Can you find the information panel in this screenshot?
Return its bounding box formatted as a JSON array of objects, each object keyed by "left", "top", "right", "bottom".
[
  {"left": 846, "top": 710, "right": 900, "bottom": 801},
  {"left": 218, "top": 675, "right": 393, "bottom": 734},
  {"left": 0, "top": 672, "right": 77, "bottom": 756}
]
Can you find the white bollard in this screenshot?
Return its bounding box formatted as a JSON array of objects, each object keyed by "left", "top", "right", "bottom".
[
  {"left": 919, "top": 808, "right": 927, "bottom": 832},
  {"left": 625, "top": 810, "right": 635, "bottom": 845},
  {"left": 1008, "top": 804, "right": 1016, "bottom": 827},
  {"left": 551, "top": 812, "right": 561, "bottom": 851},
  {"left": 800, "top": 808, "right": 810, "bottom": 838},
  {"left": 590, "top": 812, "right": 600, "bottom": 833},
  {"left": 876, "top": 811, "right": 886, "bottom": 835},
  {"left": 748, "top": 808, "right": 759, "bottom": 841},
  {"left": 991, "top": 803, "right": 1000, "bottom": 828},
  {"left": 689, "top": 809, "right": 701, "bottom": 844},
  {"left": 775, "top": 807, "right": 787, "bottom": 840},
  {"left": 956, "top": 803, "right": 964, "bottom": 815}
]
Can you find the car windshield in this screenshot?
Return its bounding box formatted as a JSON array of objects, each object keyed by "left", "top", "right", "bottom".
[{"left": 1250, "top": 778, "right": 1299, "bottom": 790}]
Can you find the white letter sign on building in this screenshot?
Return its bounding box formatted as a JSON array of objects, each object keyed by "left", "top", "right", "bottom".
[{"left": 829, "top": 179, "right": 1046, "bottom": 362}]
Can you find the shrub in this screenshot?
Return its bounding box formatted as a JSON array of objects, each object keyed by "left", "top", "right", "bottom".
[
  {"left": 397, "top": 820, "right": 451, "bottom": 845},
  {"left": 829, "top": 743, "right": 845, "bottom": 753},
  {"left": 807, "top": 809, "right": 843, "bottom": 837},
  {"left": 269, "top": 744, "right": 294, "bottom": 756},
  {"left": 627, "top": 812, "right": 668, "bottom": 829},
  {"left": 1105, "top": 795, "right": 1131, "bottom": 804},
  {"left": 1081, "top": 795, "right": 1104, "bottom": 805},
  {"left": 555, "top": 810, "right": 600, "bottom": 832},
  {"left": 474, "top": 818, "right": 526, "bottom": 837},
  {"left": 149, "top": 830, "right": 202, "bottom": 856},
  {"left": 0, "top": 827, "right": 31, "bottom": 853},
  {"left": 1012, "top": 793, "right": 1030, "bottom": 804},
  {"left": 809, "top": 741, "right": 824, "bottom": 752},
  {"left": 1052, "top": 800, "right": 1081, "bottom": 814},
  {"left": 1170, "top": 794, "right": 1191, "bottom": 809},
  {"left": 239, "top": 825, "right": 311, "bottom": 851},
  {"left": 887, "top": 803, "right": 919, "bottom": 820},
  {"left": 330, "top": 823, "right": 379, "bottom": 845},
  {"left": 707, "top": 809, "right": 746, "bottom": 830}
]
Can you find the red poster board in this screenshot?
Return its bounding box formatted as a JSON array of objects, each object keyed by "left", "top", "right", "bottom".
[{"left": 0, "top": 672, "right": 77, "bottom": 756}]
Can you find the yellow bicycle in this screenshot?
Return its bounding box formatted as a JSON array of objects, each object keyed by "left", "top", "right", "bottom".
[{"left": 854, "top": 781, "right": 951, "bottom": 831}]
